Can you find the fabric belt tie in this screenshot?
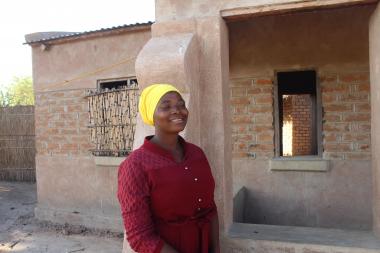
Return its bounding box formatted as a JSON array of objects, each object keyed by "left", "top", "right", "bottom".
[{"left": 157, "top": 208, "right": 215, "bottom": 253}]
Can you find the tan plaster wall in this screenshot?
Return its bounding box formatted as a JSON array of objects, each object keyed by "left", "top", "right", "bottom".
[
  {"left": 32, "top": 29, "right": 151, "bottom": 92},
  {"left": 155, "top": 0, "right": 375, "bottom": 22},
  {"left": 32, "top": 29, "right": 151, "bottom": 231},
  {"left": 233, "top": 160, "right": 372, "bottom": 229},
  {"left": 369, "top": 2, "right": 380, "bottom": 235},
  {"left": 229, "top": 6, "right": 374, "bottom": 229}
]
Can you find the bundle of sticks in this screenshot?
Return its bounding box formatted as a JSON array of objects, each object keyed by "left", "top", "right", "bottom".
[{"left": 87, "top": 86, "right": 138, "bottom": 157}]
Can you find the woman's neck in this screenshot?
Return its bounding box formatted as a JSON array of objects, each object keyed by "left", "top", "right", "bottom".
[
  {"left": 151, "top": 132, "right": 184, "bottom": 163},
  {"left": 151, "top": 132, "right": 179, "bottom": 152}
]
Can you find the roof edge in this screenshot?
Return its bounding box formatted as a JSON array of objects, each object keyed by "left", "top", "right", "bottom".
[{"left": 24, "top": 21, "right": 153, "bottom": 45}]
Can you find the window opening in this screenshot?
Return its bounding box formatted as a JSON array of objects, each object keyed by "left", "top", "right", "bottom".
[
  {"left": 87, "top": 77, "right": 138, "bottom": 157},
  {"left": 276, "top": 70, "right": 318, "bottom": 157},
  {"left": 98, "top": 78, "right": 137, "bottom": 90}
]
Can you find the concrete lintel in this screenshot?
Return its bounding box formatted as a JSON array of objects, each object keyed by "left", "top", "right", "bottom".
[
  {"left": 270, "top": 157, "right": 329, "bottom": 171},
  {"left": 221, "top": 0, "right": 378, "bottom": 21},
  {"left": 93, "top": 156, "right": 125, "bottom": 167}
]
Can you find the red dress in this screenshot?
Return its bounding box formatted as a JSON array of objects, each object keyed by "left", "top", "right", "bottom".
[{"left": 117, "top": 136, "right": 217, "bottom": 253}]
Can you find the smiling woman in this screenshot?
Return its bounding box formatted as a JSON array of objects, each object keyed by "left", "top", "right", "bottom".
[{"left": 117, "top": 84, "right": 220, "bottom": 253}]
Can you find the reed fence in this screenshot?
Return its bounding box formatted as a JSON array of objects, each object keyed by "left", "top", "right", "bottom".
[
  {"left": 86, "top": 86, "right": 138, "bottom": 157},
  {"left": 0, "top": 105, "right": 35, "bottom": 182}
]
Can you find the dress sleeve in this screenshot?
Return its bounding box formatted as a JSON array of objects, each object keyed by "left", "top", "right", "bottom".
[{"left": 117, "top": 157, "right": 164, "bottom": 253}]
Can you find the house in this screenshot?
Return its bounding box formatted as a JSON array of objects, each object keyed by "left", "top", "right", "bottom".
[{"left": 26, "top": 0, "right": 380, "bottom": 252}]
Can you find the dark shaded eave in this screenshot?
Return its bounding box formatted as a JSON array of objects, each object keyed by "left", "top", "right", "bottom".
[{"left": 24, "top": 21, "right": 153, "bottom": 45}]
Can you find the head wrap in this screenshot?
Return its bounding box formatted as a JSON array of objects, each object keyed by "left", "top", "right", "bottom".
[{"left": 138, "top": 84, "right": 180, "bottom": 126}]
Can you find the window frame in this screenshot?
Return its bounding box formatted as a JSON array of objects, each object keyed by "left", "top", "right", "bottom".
[
  {"left": 273, "top": 69, "right": 323, "bottom": 158},
  {"left": 97, "top": 76, "right": 138, "bottom": 91}
]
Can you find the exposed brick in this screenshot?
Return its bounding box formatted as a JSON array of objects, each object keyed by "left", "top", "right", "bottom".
[
  {"left": 323, "top": 113, "right": 341, "bottom": 122},
  {"left": 231, "top": 97, "right": 251, "bottom": 105},
  {"left": 247, "top": 88, "right": 261, "bottom": 95},
  {"left": 232, "top": 125, "right": 248, "bottom": 134},
  {"left": 320, "top": 74, "right": 337, "bottom": 84},
  {"left": 321, "top": 84, "right": 349, "bottom": 93},
  {"left": 358, "top": 123, "right": 371, "bottom": 132},
  {"left": 255, "top": 78, "right": 272, "bottom": 85},
  {"left": 249, "top": 105, "right": 272, "bottom": 113},
  {"left": 324, "top": 133, "right": 339, "bottom": 142},
  {"left": 342, "top": 133, "right": 370, "bottom": 142},
  {"left": 255, "top": 94, "right": 272, "bottom": 104},
  {"left": 60, "top": 129, "right": 78, "bottom": 135},
  {"left": 249, "top": 125, "right": 273, "bottom": 132},
  {"left": 324, "top": 143, "right": 352, "bottom": 152},
  {"left": 322, "top": 94, "right": 337, "bottom": 103},
  {"left": 61, "top": 143, "right": 78, "bottom": 150},
  {"left": 249, "top": 143, "right": 274, "bottom": 152},
  {"left": 232, "top": 152, "right": 248, "bottom": 159},
  {"left": 234, "top": 106, "right": 248, "bottom": 114},
  {"left": 339, "top": 73, "right": 369, "bottom": 83},
  {"left": 342, "top": 113, "right": 370, "bottom": 122},
  {"left": 357, "top": 83, "right": 370, "bottom": 92},
  {"left": 355, "top": 103, "right": 370, "bottom": 112},
  {"left": 339, "top": 93, "right": 368, "bottom": 102},
  {"left": 345, "top": 153, "right": 371, "bottom": 160},
  {"left": 358, "top": 144, "right": 370, "bottom": 151},
  {"left": 230, "top": 79, "right": 252, "bottom": 87},
  {"left": 232, "top": 115, "right": 252, "bottom": 124},
  {"left": 257, "top": 132, "right": 274, "bottom": 142},
  {"left": 323, "top": 122, "right": 350, "bottom": 132},
  {"left": 236, "top": 134, "right": 254, "bottom": 142},
  {"left": 323, "top": 104, "right": 352, "bottom": 113},
  {"left": 254, "top": 113, "right": 273, "bottom": 125}
]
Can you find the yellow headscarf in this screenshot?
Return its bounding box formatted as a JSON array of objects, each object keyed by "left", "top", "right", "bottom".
[{"left": 138, "top": 84, "right": 180, "bottom": 126}]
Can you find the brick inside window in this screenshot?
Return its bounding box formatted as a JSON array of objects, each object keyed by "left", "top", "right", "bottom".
[{"left": 276, "top": 70, "right": 319, "bottom": 156}]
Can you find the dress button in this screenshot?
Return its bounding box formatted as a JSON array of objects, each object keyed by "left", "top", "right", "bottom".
[
  {"left": 198, "top": 198, "right": 202, "bottom": 202},
  {"left": 185, "top": 166, "right": 189, "bottom": 170},
  {"left": 194, "top": 178, "right": 198, "bottom": 182},
  {"left": 197, "top": 207, "right": 201, "bottom": 211}
]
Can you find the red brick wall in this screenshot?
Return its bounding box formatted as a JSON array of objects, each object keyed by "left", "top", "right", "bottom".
[
  {"left": 321, "top": 71, "right": 371, "bottom": 160},
  {"left": 282, "top": 95, "right": 313, "bottom": 156},
  {"left": 230, "top": 71, "right": 371, "bottom": 160},
  {"left": 231, "top": 77, "right": 274, "bottom": 159},
  {"left": 35, "top": 89, "right": 93, "bottom": 156}
]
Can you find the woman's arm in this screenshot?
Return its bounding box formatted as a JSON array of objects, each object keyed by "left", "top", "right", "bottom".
[
  {"left": 210, "top": 213, "right": 220, "bottom": 253},
  {"left": 118, "top": 158, "right": 167, "bottom": 253}
]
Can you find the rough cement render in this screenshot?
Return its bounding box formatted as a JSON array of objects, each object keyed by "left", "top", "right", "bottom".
[
  {"left": 370, "top": 2, "right": 380, "bottom": 236},
  {"left": 155, "top": 0, "right": 377, "bottom": 22}
]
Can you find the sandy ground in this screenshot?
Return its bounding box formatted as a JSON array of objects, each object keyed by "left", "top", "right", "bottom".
[{"left": 0, "top": 181, "right": 123, "bottom": 253}]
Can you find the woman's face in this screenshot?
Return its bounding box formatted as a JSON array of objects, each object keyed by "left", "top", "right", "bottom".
[{"left": 153, "top": 91, "right": 188, "bottom": 134}]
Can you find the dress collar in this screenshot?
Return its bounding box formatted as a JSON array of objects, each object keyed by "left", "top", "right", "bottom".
[{"left": 142, "top": 135, "right": 188, "bottom": 162}]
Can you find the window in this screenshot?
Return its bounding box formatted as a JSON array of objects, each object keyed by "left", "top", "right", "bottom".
[
  {"left": 98, "top": 77, "right": 137, "bottom": 90},
  {"left": 87, "top": 77, "right": 138, "bottom": 157},
  {"left": 274, "top": 70, "right": 322, "bottom": 157}
]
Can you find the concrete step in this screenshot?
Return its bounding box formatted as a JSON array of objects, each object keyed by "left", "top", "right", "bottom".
[{"left": 225, "top": 223, "right": 380, "bottom": 253}]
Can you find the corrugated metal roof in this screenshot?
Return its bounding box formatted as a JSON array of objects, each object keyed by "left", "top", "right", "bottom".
[{"left": 24, "top": 21, "right": 153, "bottom": 44}]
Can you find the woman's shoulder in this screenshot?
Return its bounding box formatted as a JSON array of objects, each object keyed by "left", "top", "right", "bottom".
[
  {"left": 119, "top": 147, "right": 147, "bottom": 169},
  {"left": 185, "top": 141, "right": 207, "bottom": 158}
]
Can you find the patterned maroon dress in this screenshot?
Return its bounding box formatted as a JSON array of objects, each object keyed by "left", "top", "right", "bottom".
[{"left": 117, "top": 136, "right": 217, "bottom": 253}]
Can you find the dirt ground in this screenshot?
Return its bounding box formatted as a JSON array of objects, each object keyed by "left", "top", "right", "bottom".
[{"left": 0, "top": 181, "right": 123, "bottom": 253}]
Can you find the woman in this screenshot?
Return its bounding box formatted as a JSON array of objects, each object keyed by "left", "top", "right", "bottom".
[{"left": 117, "top": 84, "right": 220, "bottom": 253}]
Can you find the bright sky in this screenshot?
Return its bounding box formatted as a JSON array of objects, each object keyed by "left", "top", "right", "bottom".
[{"left": 0, "top": 0, "right": 155, "bottom": 90}]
